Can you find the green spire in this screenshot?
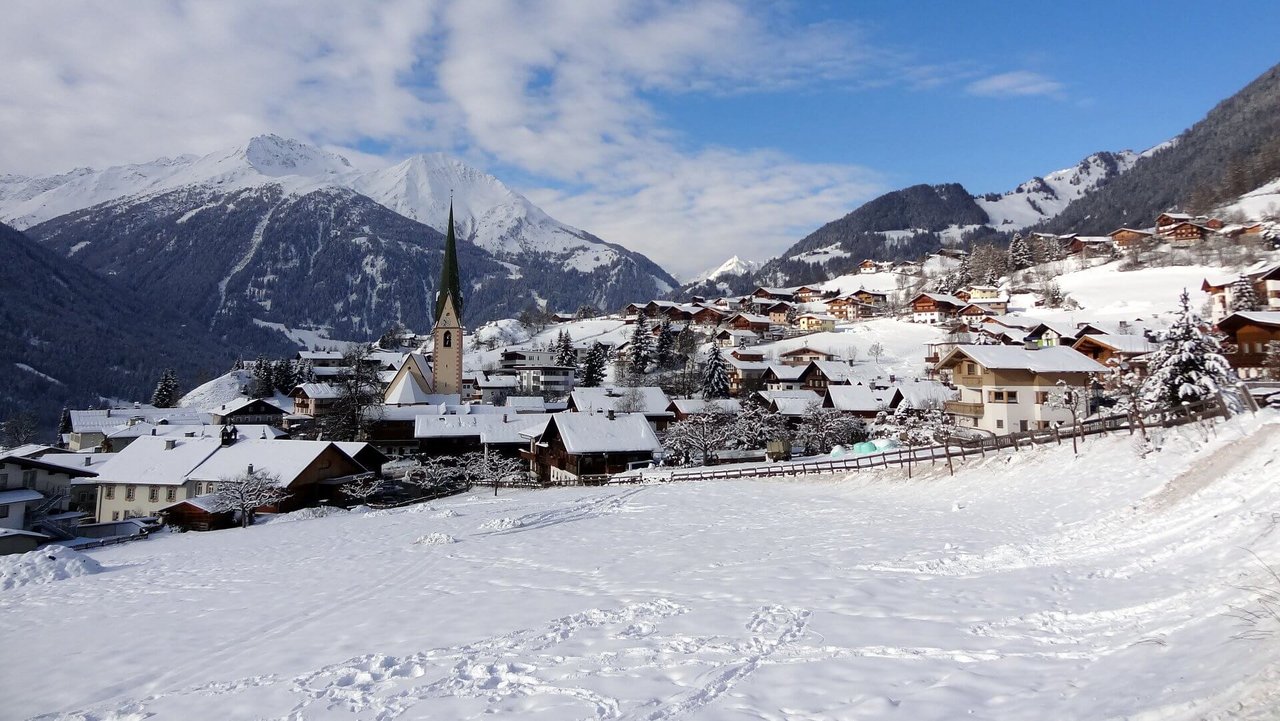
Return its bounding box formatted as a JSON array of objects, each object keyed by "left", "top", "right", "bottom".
[{"left": 435, "top": 200, "right": 462, "bottom": 322}]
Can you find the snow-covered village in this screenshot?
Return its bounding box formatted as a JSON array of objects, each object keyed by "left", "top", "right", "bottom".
[{"left": 4, "top": 5, "right": 1280, "bottom": 720}]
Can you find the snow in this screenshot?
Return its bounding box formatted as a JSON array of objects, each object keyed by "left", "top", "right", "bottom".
[
  {"left": 1054, "top": 263, "right": 1220, "bottom": 320},
  {"left": 14, "top": 362, "right": 64, "bottom": 385},
  {"left": 976, "top": 151, "right": 1139, "bottom": 229},
  {"left": 947, "top": 345, "right": 1110, "bottom": 373},
  {"left": 751, "top": 318, "right": 948, "bottom": 381},
  {"left": 534, "top": 412, "right": 662, "bottom": 454},
  {"left": 251, "top": 318, "right": 357, "bottom": 350},
  {"left": 8, "top": 414, "right": 1280, "bottom": 719},
  {"left": 692, "top": 255, "right": 761, "bottom": 283},
  {"left": 0, "top": 546, "right": 103, "bottom": 591},
  {"left": 1219, "top": 177, "right": 1280, "bottom": 220}
]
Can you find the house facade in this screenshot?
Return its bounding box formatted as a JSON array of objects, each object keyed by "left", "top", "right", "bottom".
[
  {"left": 520, "top": 413, "right": 661, "bottom": 483},
  {"left": 1217, "top": 311, "right": 1280, "bottom": 379}
]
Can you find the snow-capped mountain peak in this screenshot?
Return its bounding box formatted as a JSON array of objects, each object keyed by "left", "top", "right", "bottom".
[
  {"left": 976, "top": 150, "right": 1139, "bottom": 229},
  {"left": 240, "top": 134, "right": 352, "bottom": 177},
  {"left": 694, "top": 255, "right": 760, "bottom": 283}
]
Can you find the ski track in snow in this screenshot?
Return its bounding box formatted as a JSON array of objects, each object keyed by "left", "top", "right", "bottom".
[
  {"left": 215, "top": 203, "right": 276, "bottom": 321},
  {"left": 15, "top": 418, "right": 1280, "bottom": 720}
]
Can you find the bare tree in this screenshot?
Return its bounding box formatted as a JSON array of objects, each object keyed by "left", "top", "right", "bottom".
[
  {"left": 213, "top": 468, "right": 288, "bottom": 528},
  {"left": 321, "top": 345, "right": 384, "bottom": 442},
  {"left": 796, "top": 402, "right": 867, "bottom": 455},
  {"left": 663, "top": 408, "right": 736, "bottom": 466},
  {"left": 0, "top": 412, "right": 39, "bottom": 448},
  {"left": 867, "top": 342, "right": 885, "bottom": 365},
  {"left": 1046, "top": 380, "right": 1088, "bottom": 454}
]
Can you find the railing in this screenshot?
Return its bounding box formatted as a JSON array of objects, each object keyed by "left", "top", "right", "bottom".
[{"left": 943, "top": 400, "right": 983, "bottom": 417}]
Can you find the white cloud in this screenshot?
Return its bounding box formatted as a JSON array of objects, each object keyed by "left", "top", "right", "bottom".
[
  {"left": 0, "top": 0, "right": 911, "bottom": 275},
  {"left": 965, "top": 70, "right": 1064, "bottom": 98}
]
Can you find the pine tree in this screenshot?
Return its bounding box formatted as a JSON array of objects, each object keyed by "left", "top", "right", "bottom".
[
  {"left": 150, "top": 369, "right": 179, "bottom": 408},
  {"left": 1140, "top": 289, "right": 1238, "bottom": 409},
  {"left": 1263, "top": 340, "right": 1280, "bottom": 381},
  {"left": 581, "top": 342, "right": 608, "bottom": 387},
  {"left": 654, "top": 318, "right": 676, "bottom": 370},
  {"left": 628, "top": 312, "right": 654, "bottom": 378},
  {"left": 553, "top": 329, "right": 577, "bottom": 369},
  {"left": 1007, "top": 233, "right": 1034, "bottom": 271},
  {"left": 954, "top": 254, "right": 972, "bottom": 288},
  {"left": 251, "top": 355, "right": 275, "bottom": 398},
  {"left": 1229, "top": 276, "right": 1260, "bottom": 312},
  {"left": 701, "top": 345, "right": 730, "bottom": 399},
  {"left": 273, "top": 358, "right": 300, "bottom": 394}
]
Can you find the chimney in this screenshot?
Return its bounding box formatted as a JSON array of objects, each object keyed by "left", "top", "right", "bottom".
[
  {"left": 247, "top": 464, "right": 254, "bottom": 474},
  {"left": 106, "top": 409, "right": 112, "bottom": 418},
  {"left": 164, "top": 439, "right": 176, "bottom": 450},
  {"left": 607, "top": 409, "right": 616, "bottom": 420},
  {"left": 151, "top": 428, "right": 157, "bottom": 435},
  {"left": 84, "top": 456, "right": 92, "bottom": 467}
]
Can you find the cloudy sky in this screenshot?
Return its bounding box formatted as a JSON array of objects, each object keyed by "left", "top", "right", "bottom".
[{"left": 2, "top": 1, "right": 1277, "bottom": 278}]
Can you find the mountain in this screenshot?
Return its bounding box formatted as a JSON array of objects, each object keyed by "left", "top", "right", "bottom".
[
  {"left": 1039, "top": 62, "right": 1280, "bottom": 234},
  {"left": 975, "top": 151, "right": 1138, "bottom": 229},
  {"left": 693, "top": 256, "right": 761, "bottom": 284},
  {"left": 0, "top": 221, "right": 284, "bottom": 434},
  {"left": 1, "top": 136, "right": 677, "bottom": 334}
]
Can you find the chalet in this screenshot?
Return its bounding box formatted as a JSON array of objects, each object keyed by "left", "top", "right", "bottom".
[
  {"left": 857, "top": 259, "right": 879, "bottom": 273},
  {"left": 290, "top": 383, "right": 340, "bottom": 418},
  {"left": 1064, "top": 236, "right": 1115, "bottom": 256},
  {"left": 724, "top": 354, "right": 770, "bottom": 396},
  {"left": 210, "top": 397, "right": 287, "bottom": 427},
  {"left": 1164, "top": 221, "right": 1210, "bottom": 246},
  {"left": 850, "top": 289, "right": 889, "bottom": 305},
  {"left": 415, "top": 412, "right": 554, "bottom": 458},
  {"left": 751, "top": 287, "right": 797, "bottom": 302},
  {"left": 1023, "top": 321, "right": 1083, "bottom": 348},
  {"left": 473, "top": 371, "right": 520, "bottom": 404},
  {"left": 690, "top": 305, "right": 727, "bottom": 325},
  {"left": 793, "top": 285, "right": 826, "bottom": 303},
  {"left": 910, "top": 292, "right": 966, "bottom": 324},
  {"left": 764, "top": 301, "right": 794, "bottom": 324},
  {"left": 715, "top": 328, "right": 760, "bottom": 348},
  {"left": 1070, "top": 334, "right": 1158, "bottom": 371},
  {"left": 1109, "top": 227, "right": 1154, "bottom": 249},
  {"left": 297, "top": 350, "right": 345, "bottom": 368},
  {"left": 779, "top": 346, "right": 834, "bottom": 366},
  {"left": 568, "top": 386, "right": 674, "bottom": 428},
  {"left": 822, "top": 384, "right": 896, "bottom": 418},
  {"left": 796, "top": 313, "right": 837, "bottom": 333},
  {"left": 935, "top": 345, "right": 1108, "bottom": 435},
  {"left": 520, "top": 413, "right": 661, "bottom": 483},
  {"left": 65, "top": 407, "right": 210, "bottom": 452},
  {"left": 500, "top": 349, "right": 557, "bottom": 368},
  {"left": 824, "top": 295, "right": 878, "bottom": 321},
  {"left": 1217, "top": 311, "right": 1280, "bottom": 379},
  {"left": 761, "top": 364, "right": 805, "bottom": 391},
  {"left": 798, "top": 360, "right": 857, "bottom": 392},
  {"left": 755, "top": 390, "right": 823, "bottom": 418},
  {"left": 956, "top": 303, "right": 997, "bottom": 320},
  {"left": 726, "top": 312, "right": 773, "bottom": 334},
  {"left": 1202, "top": 263, "right": 1280, "bottom": 322},
  {"left": 93, "top": 436, "right": 375, "bottom": 525},
  {"left": 365, "top": 399, "right": 464, "bottom": 457},
  {"left": 937, "top": 248, "right": 968, "bottom": 259},
  {"left": 667, "top": 398, "right": 743, "bottom": 421}
]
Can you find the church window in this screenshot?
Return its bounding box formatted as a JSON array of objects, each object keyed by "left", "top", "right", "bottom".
[{"left": 443, "top": 331, "right": 452, "bottom": 348}]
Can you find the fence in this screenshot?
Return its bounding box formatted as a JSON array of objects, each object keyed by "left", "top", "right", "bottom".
[{"left": 616, "top": 395, "right": 1233, "bottom": 484}]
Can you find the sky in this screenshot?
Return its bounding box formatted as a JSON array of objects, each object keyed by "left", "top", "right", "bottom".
[{"left": 2, "top": 1, "right": 1277, "bottom": 279}]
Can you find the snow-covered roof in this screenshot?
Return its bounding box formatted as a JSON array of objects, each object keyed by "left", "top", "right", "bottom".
[
  {"left": 105, "top": 423, "right": 285, "bottom": 441},
  {"left": 730, "top": 312, "right": 772, "bottom": 324},
  {"left": 824, "top": 385, "right": 886, "bottom": 413},
  {"left": 916, "top": 292, "right": 966, "bottom": 307},
  {"left": 1075, "top": 333, "right": 1158, "bottom": 354},
  {"left": 291, "top": 383, "right": 341, "bottom": 399},
  {"left": 570, "top": 386, "right": 672, "bottom": 416},
  {"left": 1, "top": 444, "right": 66, "bottom": 459},
  {"left": 92, "top": 436, "right": 223, "bottom": 486},
  {"left": 186, "top": 440, "right": 339, "bottom": 486},
  {"left": 384, "top": 353, "right": 436, "bottom": 405},
  {"left": 211, "top": 397, "right": 287, "bottom": 416},
  {"left": 669, "top": 398, "right": 742, "bottom": 415},
  {"left": 894, "top": 380, "right": 957, "bottom": 409},
  {"left": 1219, "top": 311, "right": 1280, "bottom": 329},
  {"left": 764, "top": 364, "right": 805, "bottom": 381},
  {"left": 772, "top": 397, "right": 818, "bottom": 416},
  {"left": 298, "top": 350, "right": 344, "bottom": 361},
  {"left": 942, "top": 345, "right": 1110, "bottom": 373},
  {"left": 503, "top": 396, "right": 549, "bottom": 410},
  {"left": 69, "top": 408, "right": 210, "bottom": 434},
  {"left": 0, "top": 489, "right": 44, "bottom": 505},
  {"left": 532, "top": 413, "right": 661, "bottom": 455},
  {"left": 806, "top": 361, "right": 858, "bottom": 384},
  {"left": 374, "top": 398, "right": 472, "bottom": 420},
  {"left": 415, "top": 413, "right": 554, "bottom": 445},
  {"left": 27, "top": 452, "right": 116, "bottom": 474}
]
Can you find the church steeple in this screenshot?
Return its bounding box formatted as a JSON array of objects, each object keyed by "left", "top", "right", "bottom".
[{"left": 435, "top": 199, "right": 462, "bottom": 322}]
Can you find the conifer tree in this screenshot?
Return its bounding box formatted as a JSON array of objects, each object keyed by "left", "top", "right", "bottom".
[
  {"left": 1229, "top": 276, "right": 1260, "bottom": 312},
  {"left": 628, "top": 311, "right": 654, "bottom": 377},
  {"left": 1140, "top": 289, "right": 1238, "bottom": 409},
  {"left": 654, "top": 318, "right": 676, "bottom": 370},
  {"left": 701, "top": 345, "right": 730, "bottom": 399},
  {"left": 553, "top": 329, "right": 578, "bottom": 369},
  {"left": 580, "top": 342, "right": 608, "bottom": 387},
  {"left": 1007, "top": 233, "right": 1034, "bottom": 271},
  {"left": 150, "top": 369, "right": 179, "bottom": 408},
  {"left": 251, "top": 355, "right": 275, "bottom": 398}
]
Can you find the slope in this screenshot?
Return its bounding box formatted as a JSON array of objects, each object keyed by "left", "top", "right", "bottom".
[
  {"left": 6, "top": 414, "right": 1279, "bottom": 720},
  {"left": 0, "top": 222, "right": 287, "bottom": 434},
  {"left": 1040, "top": 61, "right": 1280, "bottom": 233}
]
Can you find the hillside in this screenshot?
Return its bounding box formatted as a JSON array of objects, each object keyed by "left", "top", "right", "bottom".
[
  {"left": 7, "top": 414, "right": 1279, "bottom": 719},
  {"left": 0, "top": 222, "right": 286, "bottom": 435},
  {"left": 1040, "top": 62, "right": 1280, "bottom": 234},
  {"left": 2, "top": 136, "right": 677, "bottom": 330}
]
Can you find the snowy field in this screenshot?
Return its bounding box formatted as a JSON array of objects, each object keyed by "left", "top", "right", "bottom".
[{"left": 6, "top": 414, "right": 1280, "bottom": 720}]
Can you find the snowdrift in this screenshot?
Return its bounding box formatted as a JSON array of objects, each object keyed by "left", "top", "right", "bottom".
[{"left": 1, "top": 546, "right": 104, "bottom": 592}]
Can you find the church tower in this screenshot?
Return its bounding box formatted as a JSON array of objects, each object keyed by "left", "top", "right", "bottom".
[{"left": 432, "top": 200, "right": 464, "bottom": 396}]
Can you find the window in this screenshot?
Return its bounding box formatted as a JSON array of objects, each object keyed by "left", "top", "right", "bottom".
[
  {"left": 166, "top": 488, "right": 176, "bottom": 502},
  {"left": 965, "top": 362, "right": 976, "bottom": 376},
  {"left": 112, "top": 511, "right": 120, "bottom": 521},
  {"left": 149, "top": 487, "right": 159, "bottom": 502},
  {"left": 125, "top": 485, "right": 136, "bottom": 501},
  {"left": 1019, "top": 420, "right": 1029, "bottom": 432},
  {"left": 443, "top": 331, "right": 453, "bottom": 348},
  {"left": 0, "top": 504, "right": 8, "bottom": 519},
  {"left": 105, "top": 486, "right": 115, "bottom": 500},
  {"left": 996, "top": 420, "right": 1004, "bottom": 429},
  {"left": 1036, "top": 391, "right": 1050, "bottom": 404},
  {"left": 22, "top": 470, "right": 37, "bottom": 488},
  {"left": 988, "top": 390, "right": 1019, "bottom": 404}
]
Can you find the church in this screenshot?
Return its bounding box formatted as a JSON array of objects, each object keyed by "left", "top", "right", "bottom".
[{"left": 383, "top": 202, "right": 464, "bottom": 405}]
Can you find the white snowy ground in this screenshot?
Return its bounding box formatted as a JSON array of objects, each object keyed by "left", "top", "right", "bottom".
[{"left": 6, "top": 413, "right": 1280, "bottom": 720}]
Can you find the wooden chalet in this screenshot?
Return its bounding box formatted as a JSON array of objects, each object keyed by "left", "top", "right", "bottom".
[
  {"left": 764, "top": 301, "right": 794, "bottom": 324},
  {"left": 910, "top": 292, "right": 966, "bottom": 324},
  {"left": 793, "top": 285, "right": 826, "bottom": 303},
  {"left": 1064, "top": 236, "right": 1115, "bottom": 255},
  {"left": 210, "top": 397, "right": 287, "bottom": 427},
  {"left": 797, "top": 360, "right": 856, "bottom": 392},
  {"left": 760, "top": 364, "right": 804, "bottom": 391},
  {"left": 715, "top": 328, "right": 760, "bottom": 348},
  {"left": 1070, "top": 334, "right": 1158, "bottom": 371},
  {"left": 822, "top": 384, "right": 897, "bottom": 419},
  {"left": 1217, "top": 311, "right": 1280, "bottom": 379},
  {"left": 796, "top": 313, "right": 836, "bottom": 333},
  {"left": 160, "top": 495, "right": 235, "bottom": 532},
  {"left": 290, "top": 383, "right": 340, "bottom": 418},
  {"left": 667, "top": 398, "right": 742, "bottom": 421},
  {"left": 726, "top": 312, "right": 772, "bottom": 333},
  {"left": 779, "top": 346, "right": 834, "bottom": 366},
  {"left": 690, "top": 305, "right": 727, "bottom": 325},
  {"left": 857, "top": 259, "right": 878, "bottom": 272},
  {"left": 1109, "top": 227, "right": 1154, "bottom": 249},
  {"left": 1164, "top": 221, "right": 1210, "bottom": 246},
  {"left": 520, "top": 413, "right": 661, "bottom": 483},
  {"left": 751, "top": 286, "right": 797, "bottom": 302},
  {"left": 724, "top": 354, "right": 769, "bottom": 396},
  {"left": 850, "top": 289, "right": 888, "bottom": 305}
]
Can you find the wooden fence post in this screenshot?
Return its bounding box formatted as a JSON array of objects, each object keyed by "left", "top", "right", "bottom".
[{"left": 945, "top": 444, "right": 954, "bottom": 476}]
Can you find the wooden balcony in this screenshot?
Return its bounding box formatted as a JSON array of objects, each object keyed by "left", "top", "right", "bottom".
[{"left": 944, "top": 400, "right": 984, "bottom": 417}]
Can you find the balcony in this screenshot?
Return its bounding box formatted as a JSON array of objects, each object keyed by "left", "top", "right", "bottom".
[{"left": 944, "top": 400, "right": 984, "bottom": 417}]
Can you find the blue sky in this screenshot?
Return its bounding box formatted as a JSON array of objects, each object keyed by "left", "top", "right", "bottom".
[{"left": 3, "top": 1, "right": 1277, "bottom": 276}]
